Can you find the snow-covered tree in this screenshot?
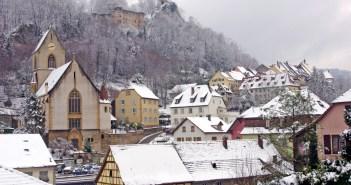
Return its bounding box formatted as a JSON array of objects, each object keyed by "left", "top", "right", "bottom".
[
  {"left": 341, "top": 105, "right": 351, "bottom": 161},
  {"left": 22, "top": 93, "right": 46, "bottom": 136},
  {"left": 307, "top": 68, "right": 337, "bottom": 103}
]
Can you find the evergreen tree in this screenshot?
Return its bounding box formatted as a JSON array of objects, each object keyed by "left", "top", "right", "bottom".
[
  {"left": 22, "top": 93, "right": 46, "bottom": 136},
  {"left": 341, "top": 105, "right": 351, "bottom": 161},
  {"left": 307, "top": 128, "right": 319, "bottom": 169}
]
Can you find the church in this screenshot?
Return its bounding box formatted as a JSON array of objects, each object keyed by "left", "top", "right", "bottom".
[{"left": 30, "top": 28, "right": 112, "bottom": 152}]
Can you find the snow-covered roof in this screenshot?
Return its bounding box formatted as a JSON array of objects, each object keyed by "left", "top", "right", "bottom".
[
  {"left": 228, "top": 71, "right": 245, "bottom": 81},
  {"left": 33, "top": 30, "right": 50, "bottom": 54},
  {"left": 128, "top": 83, "right": 159, "bottom": 100},
  {"left": 235, "top": 66, "right": 255, "bottom": 77},
  {"left": 169, "top": 83, "right": 197, "bottom": 94},
  {"left": 240, "top": 127, "right": 292, "bottom": 135},
  {"left": 0, "top": 107, "right": 18, "bottom": 116},
  {"left": 323, "top": 70, "right": 333, "bottom": 79},
  {"left": 239, "top": 89, "right": 329, "bottom": 118},
  {"left": 332, "top": 89, "right": 351, "bottom": 103},
  {"left": 170, "top": 85, "right": 222, "bottom": 108},
  {"left": 180, "top": 117, "right": 232, "bottom": 133},
  {"left": 239, "top": 73, "right": 299, "bottom": 90},
  {"left": 36, "top": 62, "right": 72, "bottom": 97},
  {"left": 110, "top": 144, "right": 192, "bottom": 185},
  {"left": 175, "top": 140, "right": 280, "bottom": 181},
  {"left": 0, "top": 134, "right": 56, "bottom": 168},
  {"left": 99, "top": 99, "right": 111, "bottom": 104},
  {"left": 0, "top": 165, "right": 50, "bottom": 185}
]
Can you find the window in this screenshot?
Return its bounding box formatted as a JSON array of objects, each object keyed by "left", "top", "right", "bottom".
[
  {"left": 188, "top": 108, "right": 193, "bottom": 114},
  {"left": 39, "top": 171, "right": 49, "bottom": 182},
  {"left": 144, "top": 117, "right": 147, "bottom": 122},
  {"left": 121, "top": 108, "right": 125, "bottom": 113},
  {"left": 132, "top": 108, "right": 136, "bottom": 113},
  {"left": 181, "top": 108, "right": 184, "bottom": 114},
  {"left": 104, "top": 106, "right": 107, "bottom": 113},
  {"left": 186, "top": 137, "right": 192, "bottom": 141},
  {"left": 121, "top": 100, "right": 125, "bottom": 105},
  {"left": 182, "top": 126, "right": 186, "bottom": 132},
  {"left": 48, "top": 55, "right": 56, "bottom": 68},
  {"left": 191, "top": 126, "right": 195, "bottom": 132},
  {"left": 69, "top": 90, "right": 81, "bottom": 113},
  {"left": 199, "top": 107, "right": 203, "bottom": 113},
  {"left": 143, "top": 99, "right": 146, "bottom": 104},
  {"left": 332, "top": 135, "right": 340, "bottom": 154},
  {"left": 69, "top": 119, "right": 81, "bottom": 129},
  {"left": 87, "top": 138, "right": 94, "bottom": 143},
  {"left": 174, "top": 119, "right": 179, "bottom": 125},
  {"left": 174, "top": 109, "right": 178, "bottom": 114},
  {"left": 34, "top": 56, "right": 37, "bottom": 69},
  {"left": 177, "top": 137, "right": 184, "bottom": 142},
  {"left": 212, "top": 137, "right": 217, "bottom": 141},
  {"left": 324, "top": 135, "right": 331, "bottom": 154},
  {"left": 126, "top": 90, "right": 131, "bottom": 96},
  {"left": 193, "top": 137, "right": 201, "bottom": 141}
]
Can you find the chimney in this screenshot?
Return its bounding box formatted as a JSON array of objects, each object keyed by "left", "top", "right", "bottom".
[
  {"left": 258, "top": 135, "right": 263, "bottom": 149},
  {"left": 207, "top": 115, "right": 211, "bottom": 121},
  {"left": 191, "top": 87, "right": 195, "bottom": 95},
  {"left": 222, "top": 137, "right": 228, "bottom": 149},
  {"left": 217, "top": 122, "right": 223, "bottom": 131},
  {"left": 45, "top": 82, "right": 49, "bottom": 94}
]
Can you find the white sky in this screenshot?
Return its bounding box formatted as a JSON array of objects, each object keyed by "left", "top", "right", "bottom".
[{"left": 173, "top": 0, "right": 351, "bottom": 70}]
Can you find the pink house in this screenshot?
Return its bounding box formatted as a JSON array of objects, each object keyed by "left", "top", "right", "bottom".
[{"left": 316, "top": 89, "right": 351, "bottom": 160}]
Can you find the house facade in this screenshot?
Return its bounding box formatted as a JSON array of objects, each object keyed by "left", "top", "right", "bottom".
[
  {"left": 31, "top": 28, "right": 112, "bottom": 151},
  {"left": 315, "top": 89, "right": 351, "bottom": 160},
  {"left": 115, "top": 84, "right": 159, "bottom": 127},
  {"left": 0, "top": 134, "right": 56, "bottom": 184},
  {"left": 172, "top": 116, "right": 232, "bottom": 142},
  {"left": 170, "top": 85, "right": 234, "bottom": 127}
]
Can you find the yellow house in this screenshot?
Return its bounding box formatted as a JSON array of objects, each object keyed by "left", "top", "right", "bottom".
[
  {"left": 115, "top": 84, "right": 159, "bottom": 127},
  {"left": 209, "top": 71, "right": 245, "bottom": 93}
]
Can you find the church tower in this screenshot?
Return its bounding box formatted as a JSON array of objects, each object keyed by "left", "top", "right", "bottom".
[{"left": 31, "top": 27, "right": 66, "bottom": 92}]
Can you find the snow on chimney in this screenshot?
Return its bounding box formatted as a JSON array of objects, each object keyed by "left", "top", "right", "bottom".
[
  {"left": 207, "top": 115, "right": 211, "bottom": 121},
  {"left": 222, "top": 136, "right": 228, "bottom": 149},
  {"left": 258, "top": 135, "right": 263, "bottom": 149}
]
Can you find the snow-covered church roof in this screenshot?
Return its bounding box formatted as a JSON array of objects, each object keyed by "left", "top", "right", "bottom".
[
  {"left": 36, "top": 62, "right": 72, "bottom": 97},
  {"left": 0, "top": 165, "right": 50, "bottom": 185},
  {"left": 0, "top": 134, "right": 56, "bottom": 169}
]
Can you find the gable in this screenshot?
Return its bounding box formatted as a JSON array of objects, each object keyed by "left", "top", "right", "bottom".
[{"left": 33, "top": 29, "right": 65, "bottom": 55}]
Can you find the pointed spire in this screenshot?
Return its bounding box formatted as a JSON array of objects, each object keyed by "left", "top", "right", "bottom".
[{"left": 99, "top": 81, "right": 109, "bottom": 100}]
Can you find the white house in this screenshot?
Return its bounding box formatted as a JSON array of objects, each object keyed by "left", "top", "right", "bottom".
[
  {"left": 170, "top": 85, "right": 234, "bottom": 127},
  {"left": 0, "top": 134, "right": 56, "bottom": 184},
  {"left": 172, "top": 116, "right": 232, "bottom": 142}
]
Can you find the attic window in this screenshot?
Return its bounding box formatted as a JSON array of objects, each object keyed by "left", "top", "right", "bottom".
[
  {"left": 271, "top": 77, "right": 275, "bottom": 80},
  {"left": 282, "top": 81, "right": 286, "bottom": 85},
  {"left": 23, "top": 140, "right": 29, "bottom": 142},
  {"left": 211, "top": 162, "right": 217, "bottom": 169},
  {"left": 250, "top": 84, "right": 253, "bottom": 87},
  {"left": 24, "top": 149, "right": 29, "bottom": 152},
  {"left": 281, "top": 76, "right": 284, "bottom": 79},
  {"left": 267, "top": 82, "right": 270, "bottom": 86},
  {"left": 190, "top": 95, "right": 198, "bottom": 103},
  {"left": 175, "top": 95, "right": 183, "bottom": 104},
  {"left": 317, "top": 101, "right": 325, "bottom": 108},
  {"left": 263, "top": 78, "right": 267, "bottom": 81},
  {"left": 200, "top": 93, "right": 208, "bottom": 102}
]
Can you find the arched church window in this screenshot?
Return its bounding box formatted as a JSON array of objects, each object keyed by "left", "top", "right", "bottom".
[
  {"left": 48, "top": 55, "right": 56, "bottom": 68},
  {"left": 69, "top": 90, "right": 81, "bottom": 113}
]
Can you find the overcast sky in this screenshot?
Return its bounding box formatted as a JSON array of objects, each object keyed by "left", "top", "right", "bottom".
[{"left": 173, "top": 0, "right": 351, "bottom": 70}]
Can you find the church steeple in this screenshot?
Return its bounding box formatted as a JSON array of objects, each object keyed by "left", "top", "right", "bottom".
[{"left": 31, "top": 27, "right": 66, "bottom": 91}]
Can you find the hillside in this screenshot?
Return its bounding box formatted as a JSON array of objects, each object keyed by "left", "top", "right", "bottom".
[{"left": 0, "top": 0, "right": 258, "bottom": 105}]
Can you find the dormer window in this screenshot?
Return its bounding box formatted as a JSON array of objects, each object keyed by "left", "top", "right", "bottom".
[
  {"left": 175, "top": 95, "right": 183, "bottom": 104},
  {"left": 190, "top": 95, "right": 197, "bottom": 103},
  {"left": 48, "top": 55, "right": 56, "bottom": 68}
]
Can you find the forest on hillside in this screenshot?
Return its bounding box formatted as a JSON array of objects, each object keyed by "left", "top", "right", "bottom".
[{"left": 0, "top": 0, "right": 258, "bottom": 103}]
